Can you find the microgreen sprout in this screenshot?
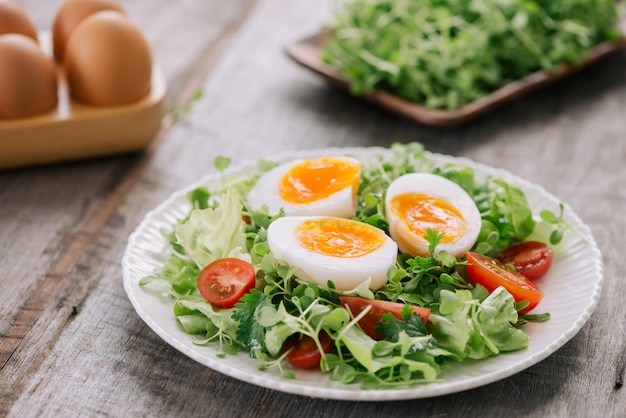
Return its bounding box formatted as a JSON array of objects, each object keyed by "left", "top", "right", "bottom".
[
  {"left": 214, "top": 155, "right": 231, "bottom": 173},
  {"left": 540, "top": 203, "right": 588, "bottom": 245}
]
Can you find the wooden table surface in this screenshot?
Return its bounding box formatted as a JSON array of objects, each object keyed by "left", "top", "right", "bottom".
[{"left": 2, "top": 1, "right": 625, "bottom": 416}]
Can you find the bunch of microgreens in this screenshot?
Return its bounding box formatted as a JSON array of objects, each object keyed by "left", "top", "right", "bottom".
[{"left": 323, "top": 0, "right": 622, "bottom": 109}]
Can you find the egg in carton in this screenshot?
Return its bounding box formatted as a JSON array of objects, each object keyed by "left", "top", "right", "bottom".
[{"left": 0, "top": 0, "right": 166, "bottom": 170}]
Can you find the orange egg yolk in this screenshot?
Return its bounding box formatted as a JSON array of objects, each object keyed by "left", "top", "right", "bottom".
[
  {"left": 295, "top": 218, "right": 385, "bottom": 258},
  {"left": 389, "top": 193, "right": 466, "bottom": 242},
  {"left": 279, "top": 158, "right": 360, "bottom": 204}
]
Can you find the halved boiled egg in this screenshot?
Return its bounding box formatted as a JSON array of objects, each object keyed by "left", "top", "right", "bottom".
[
  {"left": 267, "top": 216, "right": 397, "bottom": 291},
  {"left": 385, "top": 173, "right": 481, "bottom": 258},
  {"left": 247, "top": 157, "right": 361, "bottom": 218}
]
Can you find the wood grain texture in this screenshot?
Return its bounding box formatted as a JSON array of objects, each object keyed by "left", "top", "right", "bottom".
[
  {"left": 0, "top": 0, "right": 256, "bottom": 415},
  {"left": 1, "top": 0, "right": 626, "bottom": 417}
]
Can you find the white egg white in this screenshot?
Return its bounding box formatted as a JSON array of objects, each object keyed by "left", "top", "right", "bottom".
[
  {"left": 384, "top": 173, "right": 481, "bottom": 258},
  {"left": 246, "top": 157, "right": 359, "bottom": 218},
  {"left": 267, "top": 216, "right": 398, "bottom": 291}
]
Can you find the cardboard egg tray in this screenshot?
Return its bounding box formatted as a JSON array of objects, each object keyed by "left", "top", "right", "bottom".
[{"left": 0, "top": 31, "right": 166, "bottom": 170}]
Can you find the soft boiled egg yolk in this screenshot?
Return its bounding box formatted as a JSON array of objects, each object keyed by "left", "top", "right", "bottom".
[
  {"left": 385, "top": 173, "right": 481, "bottom": 259},
  {"left": 247, "top": 157, "right": 361, "bottom": 218},
  {"left": 267, "top": 216, "right": 398, "bottom": 291}
]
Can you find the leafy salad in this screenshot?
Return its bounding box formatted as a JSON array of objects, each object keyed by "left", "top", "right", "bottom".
[{"left": 140, "top": 143, "right": 572, "bottom": 389}]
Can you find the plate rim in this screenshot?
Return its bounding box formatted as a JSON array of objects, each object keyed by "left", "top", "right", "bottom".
[{"left": 122, "top": 146, "right": 604, "bottom": 401}]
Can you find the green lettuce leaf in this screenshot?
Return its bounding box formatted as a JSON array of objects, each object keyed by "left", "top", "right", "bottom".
[
  {"left": 175, "top": 188, "right": 247, "bottom": 267},
  {"left": 173, "top": 295, "right": 242, "bottom": 358},
  {"left": 429, "top": 287, "right": 528, "bottom": 360}
]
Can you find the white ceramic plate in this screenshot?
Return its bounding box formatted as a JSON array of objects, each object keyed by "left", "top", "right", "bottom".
[{"left": 122, "top": 146, "right": 603, "bottom": 401}]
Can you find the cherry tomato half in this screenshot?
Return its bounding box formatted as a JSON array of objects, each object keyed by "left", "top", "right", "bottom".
[
  {"left": 465, "top": 252, "right": 543, "bottom": 313},
  {"left": 497, "top": 241, "right": 553, "bottom": 280},
  {"left": 338, "top": 296, "right": 431, "bottom": 340},
  {"left": 197, "top": 258, "right": 256, "bottom": 308},
  {"left": 282, "top": 331, "right": 333, "bottom": 369}
]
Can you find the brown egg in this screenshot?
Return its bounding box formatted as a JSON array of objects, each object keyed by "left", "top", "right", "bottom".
[
  {"left": 64, "top": 11, "right": 152, "bottom": 106},
  {"left": 52, "top": 0, "right": 125, "bottom": 60},
  {"left": 0, "top": 34, "right": 57, "bottom": 118},
  {"left": 0, "top": 1, "right": 38, "bottom": 41}
]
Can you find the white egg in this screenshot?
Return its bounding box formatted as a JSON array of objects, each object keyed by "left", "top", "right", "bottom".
[
  {"left": 247, "top": 156, "right": 361, "bottom": 218},
  {"left": 267, "top": 216, "right": 398, "bottom": 291},
  {"left": 385, "top": 173, "right": 481, "bottom": 258}
]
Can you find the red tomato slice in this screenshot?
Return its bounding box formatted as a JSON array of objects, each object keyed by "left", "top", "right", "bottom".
[
  {"left": 338, "top": 296, "right": 430, "bottom": 340},
  {"left": 497, "top": 241, "right": 553, "bottom": 280},
  {"left": 465, "top": 252, "right": 543, "bottom": 313},
  {"left": 197, "top": 258, "right": 256, "bottom": 308},
  {"left": 283, "top": 331, "right": 333, "bottom": 369}
]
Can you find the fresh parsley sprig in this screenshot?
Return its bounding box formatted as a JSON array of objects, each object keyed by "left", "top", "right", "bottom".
[{"left": 378, "top": 228, "right": 471, "bottom": 309}]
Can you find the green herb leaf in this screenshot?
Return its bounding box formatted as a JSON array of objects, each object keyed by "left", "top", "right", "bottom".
[
  {"left": 232, "top": 289, "right": 274, "bottom": 353},
  {"left": 375, "top": 309, "right": 428, "bottom": 342},
  {"left": 214, "top": 156, "right": 231, "bottom": 172}
]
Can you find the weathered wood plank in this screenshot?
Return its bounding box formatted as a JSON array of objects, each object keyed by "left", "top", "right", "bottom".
[
  {"left": 0, "top": 0, "right": 256, "bottom": 414},
  {"left": 1, "top": 0, "right": 625, "bottom": 416}
]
